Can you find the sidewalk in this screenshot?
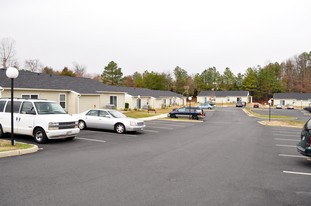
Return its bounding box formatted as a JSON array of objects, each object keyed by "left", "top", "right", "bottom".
[{"left": 139, "top": 113, "right": 168, "bottom": 121}]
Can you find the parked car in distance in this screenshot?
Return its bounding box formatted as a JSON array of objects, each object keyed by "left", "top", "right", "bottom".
[
  {"left": 303, "top": 106, "right": 311, "bottom": 113},
  {"left": 0, "top": 99, "right": 79, "bottom": 143},
  {"left": 275, "top": 104, "right": 282, "bottom": 109},
  {"left": 168, "top": 106, "right": 205, "bottom": 120},
  {"left": 297, "top": 118, "right": 311, "bottom": 157},
  {"left": 73, "top": 109, "right": 145, "bottom": 134},
  {"left": 236, "top": 101, "right": 244, "bottom": 107},
  {"left": 253, "top": 103, "right": 260, "bottom": 108},
  {"left": 286, "top": 104, "right": 294, "bottom": 110},
  {"left": 198, "top": 102, "right": 215, "bottom": 110}
]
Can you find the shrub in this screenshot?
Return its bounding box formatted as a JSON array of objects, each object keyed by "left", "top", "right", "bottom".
[{"left": 125, "top": 102, "right": 129, "bottom": 109}]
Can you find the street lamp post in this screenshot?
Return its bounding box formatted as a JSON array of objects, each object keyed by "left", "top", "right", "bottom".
[
  {"left": 188, "top": 96, "right": 192, "bottom": 119},
  {"left": 268, "top": 99, "right": 272, "bottom": 122},
  {"left": 6, "top": 67, "right": 19, "bottom": 146}
]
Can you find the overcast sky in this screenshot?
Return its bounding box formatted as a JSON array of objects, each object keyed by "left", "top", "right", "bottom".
[{"left": 1, "top": 0, "right": 311, "bottom": 76}]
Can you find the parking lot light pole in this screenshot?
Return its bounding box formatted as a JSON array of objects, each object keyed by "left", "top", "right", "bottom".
[
  {"left": 188, "top": 96, "right": 192, "bottom": 119},
  {"left": 268, "top": 99, "right": 272, "bottom": 122},
  {"left": 6, "top": 67, "right": 19, "bottom": 146}
]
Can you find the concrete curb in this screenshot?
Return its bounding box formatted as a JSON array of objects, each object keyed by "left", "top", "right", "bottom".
[
  {"left": 257, "top": 121, "right": 302, "bottom": 128},
  {"left": 0, "top": 144, "right": 39, "bottom": 158}
]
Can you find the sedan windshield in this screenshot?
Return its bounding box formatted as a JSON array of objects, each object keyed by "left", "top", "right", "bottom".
[
  {"left": 108, "top": 110, "right": 127, "bottom": 118},
  {"left": 34, "top": 102, "right": 66, "bottom": 114}
]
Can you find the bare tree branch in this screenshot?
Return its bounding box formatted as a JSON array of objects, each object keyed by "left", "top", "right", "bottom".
[
  {"left": 72, "top": 61, "right": 86, "bottom": 77},
  {"left": 24, "top": 59, "right": 43, "bottom": 72},
  {"left": 0, "top": 38, "right": 16, "bottom": 68}
]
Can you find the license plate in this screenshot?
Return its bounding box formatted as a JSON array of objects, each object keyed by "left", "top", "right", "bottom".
[{"left": 66, "top": 131, "right": 72, "bottom": 135}]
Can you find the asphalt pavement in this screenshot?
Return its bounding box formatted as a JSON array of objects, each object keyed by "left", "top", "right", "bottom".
[{"left": 0, "top": 107, "right": 310, "bottom": 206}]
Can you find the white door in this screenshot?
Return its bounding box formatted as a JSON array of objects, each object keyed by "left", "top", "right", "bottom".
[{"left": 16, "top": 101, "right": 36, "bottom": 136}]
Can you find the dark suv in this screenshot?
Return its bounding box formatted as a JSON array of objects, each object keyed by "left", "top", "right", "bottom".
[
  {"left": 297, "top": 118, "right": 311, "bottom": 157},
  {"left": 168, "top": 106, "right": 205, "bottom": 120}
]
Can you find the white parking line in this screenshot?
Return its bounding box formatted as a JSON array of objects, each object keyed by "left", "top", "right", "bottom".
[
  {"left": 275, "top": 144, "right": 296, "bottom": 148},
  {"left": 273, "top": 130, "right": 300, "bottom": 134},
  {"left": 124, "top": 134, "right": 137, "bottom": 137},
  {"left": 146, "top": 123, "right": 190, "bottom": 127},
  {"left": 278, "top": 154, "right": 308, "bottom": 158},
  {"left": 144, "top": 129, "right": 159, "bottom": 133},
  {"left": 274, "top": 138, "right": 299, "bottom": 141},
  {"left": 147, "top": 126, "right": 174, "bottom": 130},
  {"left": 77, "top": 137, "right": 106, "bottom": 143},
  {"left": 283, "top": 171, "right": 311, "bottom": 176},
  {"left": 273, "top": 134, "right": 297, "bottom": 137}
]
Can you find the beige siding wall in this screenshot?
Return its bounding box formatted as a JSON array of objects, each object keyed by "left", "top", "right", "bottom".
[
  {"left": 1, "top": 89, "right": 80, "bottom": 113},
  {"left": 197, "top": 96, "right": 249, "bottom": 104},
  {"left": 100, "top": 93, "right": 125, "bottom": 110},
  {"left": 67, "top": 92, "right": 77, "bottom": 114},
  {"left": 79, "top": 95, "right": 100, "bottom": 112},
  {"left": 274, "top": 98, "right": 311, "bottom": 107},
  {"left": 125, "top": 95, "right": 134, "bottom": 109}
]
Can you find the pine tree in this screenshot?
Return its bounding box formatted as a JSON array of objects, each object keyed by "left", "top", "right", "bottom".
[{"left": 101, "top": 61, "right": 123, "bottom": 85}]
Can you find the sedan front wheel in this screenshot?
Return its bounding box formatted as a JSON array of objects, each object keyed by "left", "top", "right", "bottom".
[
  {"left": 115, "top": 123, "right": 125, "bottom": 134},
  {"left": 78, "top": 120, "right": 86, "bottom": 130}
]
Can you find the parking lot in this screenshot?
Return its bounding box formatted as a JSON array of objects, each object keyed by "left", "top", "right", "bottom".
[
  {"left": 1, "top": 107, "right": 310, "bottom": 206},
  {"left": 272, "top": 126, "right": 311, "bottom": 176}
]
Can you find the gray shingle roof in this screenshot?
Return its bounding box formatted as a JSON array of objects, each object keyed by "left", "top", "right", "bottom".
[
  {"left": 273, "top": 93, "right": 311, "bottom": 100},
  {"left": 198, "top": 90, "right": 249, "bottom": 97},
  {"left": 0, "top": 69, "right": 182, "bottom": 98},
  {"left": 0, "top": 69, "right": 108, "bottom": 94}
]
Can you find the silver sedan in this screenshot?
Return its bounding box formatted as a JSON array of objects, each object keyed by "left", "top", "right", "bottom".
[{"left": 73, "top": 109, "right": 145, "bottom": 134}]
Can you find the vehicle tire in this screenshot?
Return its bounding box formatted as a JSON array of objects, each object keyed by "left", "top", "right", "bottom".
[
  {"left": 192, "top": 115, "right": 198, "bottom": 120},
  {"left": 33, "top": 128, "right": 48, "bottom": 144},
  {"left": 115, "top": 123, "right": 125, "bottom": 134},
  {"left": 78, "top": 120, "right": 86, "bottom": 130},
  {"left": 0, "top": 124, "right": 3, "bottom": 138},
  {"left": 170, "top": 114, "right": 176, "bottom": 118},
  {"left": 66, "top": 136, "right": 75, "bottom": 141}
]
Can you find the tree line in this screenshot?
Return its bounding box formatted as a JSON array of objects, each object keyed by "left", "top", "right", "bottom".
[{"left": 1, "top": 37, "right": 310, "bottom": 101}]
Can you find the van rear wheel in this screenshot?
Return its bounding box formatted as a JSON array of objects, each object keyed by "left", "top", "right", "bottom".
[
  {"left": 34, "top": 128, "right": 48, "bottom": 144},
  {"left": 0, "top": 125, "right": 3, "bottom": 138},
  {"left": 192, "top": 115, "right": 199, "bottom": 120}
]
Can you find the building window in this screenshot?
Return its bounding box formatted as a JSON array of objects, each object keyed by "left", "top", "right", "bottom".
[
  {"left": 59, "top": 94, "right": 66, "bottom": 109},
  {"left": 21, "top": 94, "right": 38, "bottom": 99},
  {"left": 110, "top": 96, "right": 117, "bottom": 107}
]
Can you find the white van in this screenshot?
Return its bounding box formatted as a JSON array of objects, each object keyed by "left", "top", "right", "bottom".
[{"left": 0, "top": 99, "right": 80, "bottom": 143}]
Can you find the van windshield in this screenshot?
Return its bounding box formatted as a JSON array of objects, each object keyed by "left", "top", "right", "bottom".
[{"left": 34, "top": 102, "right": 66, "bottom": 114}]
